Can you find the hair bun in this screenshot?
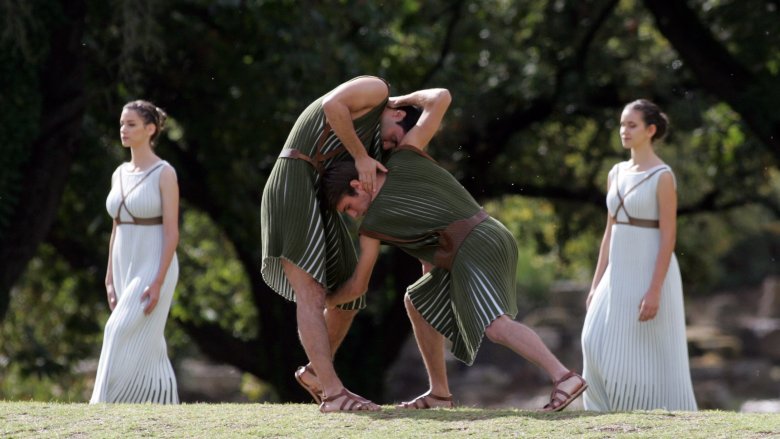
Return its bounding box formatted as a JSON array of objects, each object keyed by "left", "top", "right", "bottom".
[{"left": 155, "top": 106, "right": 168, "bottom": 130}]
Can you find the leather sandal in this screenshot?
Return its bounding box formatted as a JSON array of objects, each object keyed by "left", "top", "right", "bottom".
[
  {"left": 541, "top": 371, "right": 587, "bottom": 412},
  {"left": 294, "top": 364, "right": 323, "bottom": 404},
  {"left": 319, "top": 388, "right": 379, "bottom": 413},
  {"left": 397, "top": 391, "right": 454, "bottom": 409}
]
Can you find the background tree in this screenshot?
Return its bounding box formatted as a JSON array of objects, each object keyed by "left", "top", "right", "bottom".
[{"left": 0, "top": 0, "right": 777, "bottom": 402}]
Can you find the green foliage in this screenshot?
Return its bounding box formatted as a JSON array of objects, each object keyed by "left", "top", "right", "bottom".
[
  {"left": 0, "top": 244, "right": 103, "bottom": 401},
  {"left": 485, "top": 197, "right": 561, "bottom": 303},
  {"left": 2, "top": 0, "right": 779, "bottom": 403},
  {"left": 173, "top": 207, "right": 256, "bottom": 339}
]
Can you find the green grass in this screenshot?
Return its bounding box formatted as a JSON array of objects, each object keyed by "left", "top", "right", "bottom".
[{"left": 1, "top": 402, "right": 779, "bottom": 438}]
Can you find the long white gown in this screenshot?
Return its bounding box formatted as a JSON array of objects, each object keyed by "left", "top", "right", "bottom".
[
  {"left": 581, "top": 161, "right": 697, "bottom": 411},
  {"left": 90, "top": 161, "right": 179, "bottom": 404}
]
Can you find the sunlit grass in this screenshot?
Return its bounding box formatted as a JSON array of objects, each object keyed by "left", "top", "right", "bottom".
[{"left": 1, "top": 402, "right": 779, "bottom": 438}]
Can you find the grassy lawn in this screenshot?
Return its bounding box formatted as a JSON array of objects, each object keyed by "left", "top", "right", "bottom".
[{"left": 1, "top": 402, "right": 779, "bottom": 438}]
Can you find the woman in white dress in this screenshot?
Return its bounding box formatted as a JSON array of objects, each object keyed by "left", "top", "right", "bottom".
[
  {"left": 581, "top": 99, "right": 697, "bottom": 411},
  {"left": 91, "top": 100, "right": 180, "bottom": 404}
]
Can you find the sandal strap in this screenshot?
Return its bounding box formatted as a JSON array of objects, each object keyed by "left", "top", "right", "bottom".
[
  {"left": 401, "top": 392, "right": 454, "bottom": 409},
  {"left": 543, "top": 371, "right": 587, "bottom": 411},
  {"left": 425, "top": 393, "right": 453, "bottom": 402},
  {"left": 301, "top": 364, "right": 317, "bottom": 377},
  {"left": 321, "top": 388, "right": 372, "bottom": 412},
  {"left": 322, "top": 388, "right": 349, "bottom": 403},
  {"left": 553, "top": 370, "right": 578, "bottom": 386}
]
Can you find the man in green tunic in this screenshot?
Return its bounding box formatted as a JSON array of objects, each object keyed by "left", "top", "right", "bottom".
[
  {"left": 261, "top": 76, "right": 451, "bottom": 412},
  {"left": 322, "top": 149, "right": 588, "bottom": 411}
]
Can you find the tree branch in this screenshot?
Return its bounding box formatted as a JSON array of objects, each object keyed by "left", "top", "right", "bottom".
[
  {"left": 642, "top": 0, "right": 780, "bottom": 162},
  {"left": 420, "top": 0, "right": 465, "bottom": 86}
]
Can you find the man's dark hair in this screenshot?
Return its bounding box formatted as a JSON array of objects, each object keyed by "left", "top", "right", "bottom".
[
  {"left": 396, "top": 105, "right": 422, "bottom": 134},
  {"left": 322, "top": 160, "right": 359, "bottom": 211}
]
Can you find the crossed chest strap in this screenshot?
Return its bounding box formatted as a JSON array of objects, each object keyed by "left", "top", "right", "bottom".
[
  {"left": 611, "top": 166, "right": 667, "bottom": 229},
  {"left": 113, "top": 163, "right": 165, "bottom": 226}
]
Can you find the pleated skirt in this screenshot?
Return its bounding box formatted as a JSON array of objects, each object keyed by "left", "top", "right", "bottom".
[
  {"left": 581, "top": 224, "right": 697, "bottom": 411},
  {"left": 260, "top": 157, "right": 364, "bottom": 310},
  {"left": 91, "top": 225, "right": 179, "bottom": 404},
  {"left": 407, "top": 218, "right": 519, "bottom": 365}
]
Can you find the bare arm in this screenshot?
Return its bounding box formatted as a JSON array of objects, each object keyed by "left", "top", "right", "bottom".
[
  {"left": 322, "top": 76, "right": 389, "bottom": 193},
  {"left": 390, "top": 88, "right": 451, "bottom": 151},
  {"left": 587, "top": 175, "right": 615, "bottom": 309},
  {"left": 105, "top": 222, "right": 117, "bottom": 310},
  {"left": 141, "top": 165, "right": 180, "bottom": 315},
  {"left": 587, "top": 214, "right": 614, "bottom": 309},
  {"left": 639, "top": 171, "right": 677, "bottom": 322},
  {"left": 327, "top": 235, "right": 381, "bottom": 307}
]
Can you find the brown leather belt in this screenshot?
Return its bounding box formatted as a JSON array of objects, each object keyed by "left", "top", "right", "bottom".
[
  {"left": 278, "top": 123, "right": 346, "bottom": 175},
  {"left": 114, "top": 217, "right": 163, "bottom": 226},
  {"left": 279, "top": 149, "right": 317, "bottom": 169},
  {"left": 433, "top": 209, "right": 490, "bottom": 270},
  {"left": 615, "top": 217, "right": 659, "bottom": 228}
]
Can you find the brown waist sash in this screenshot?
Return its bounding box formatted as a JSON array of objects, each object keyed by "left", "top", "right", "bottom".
[
  {"left": 114, "top": 217, "right": 163, "bottom": 226},
  {"left": 433, "top": 209, "right": 490, "bottom": 270},
  {"left": 359, "top": 209, "right": 490, "bottom": 271},
  {"left": 614, "top": 217, "right": 659, "bottom": 228}
]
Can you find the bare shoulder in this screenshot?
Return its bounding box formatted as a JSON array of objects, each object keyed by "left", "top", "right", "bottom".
[
  {"left": 324, "top": 76, "right": 389, "bottom": 109},
  {"left": 159, "top": 162, "right": 178, "bottom": 185}
]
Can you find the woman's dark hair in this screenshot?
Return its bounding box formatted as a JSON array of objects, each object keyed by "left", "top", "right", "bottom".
[
  {"left": 625, "top": 99, "right": 669, "bottom": 142},
  {"left": 322, "top": 160, "right": 359, "bottom": 210},
  {"left": 124, "top": 100, "right": 168, "bottom": 147},
  {"left": 396, "top": 105, "right": 422, "bottom": 134}
]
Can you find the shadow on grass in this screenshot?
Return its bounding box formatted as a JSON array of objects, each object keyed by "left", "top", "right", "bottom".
[{"left": 332, "top": 406, "right": 612, "bottom": 421}]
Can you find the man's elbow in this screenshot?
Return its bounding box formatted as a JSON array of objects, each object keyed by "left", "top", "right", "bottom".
[
  {"left": 436, "top": 89, "right": 452, "bottom": 106},
  {"left": 321, "top": 96, "right": 339, "bottom": 116}
]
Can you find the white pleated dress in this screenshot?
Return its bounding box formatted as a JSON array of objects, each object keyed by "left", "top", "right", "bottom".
[
  {"left": 581, "top": 162, "right": 696, "bottom": 411},
  {"left": 91, "top": 161, "right": 179, "bottom": 404}
]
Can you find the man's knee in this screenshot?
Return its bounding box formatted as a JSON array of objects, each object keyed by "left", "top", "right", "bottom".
[
  {"left": 403, "top": 292, "right": 416, "bottom": 312},
  {"left": 484, "top": 315, "right": 508, "bottom": 344},
  {"left": 328, "top": 306, "right": 358, "bottom": 321},
  {"left": 282, "top": 260, "right": 327, "bottom": 301}
]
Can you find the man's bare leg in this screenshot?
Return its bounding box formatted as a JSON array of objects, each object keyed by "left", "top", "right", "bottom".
[
  {"left": 296, "top": 306, "right": 358, "bottom": 397},
  {"left": 282, "top": 259, "right": 379, "bottom": 411},
  {"left": 399, "top": 292, "right": 453, "bottom": 408},
  {"left": 484, "top": 315, "right": 585, "bottom": 407}
]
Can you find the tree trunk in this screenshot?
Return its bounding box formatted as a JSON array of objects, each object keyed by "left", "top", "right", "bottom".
[
  {"left": 0, "top": 0, "right": 87, "bottom": 319},
  {"left": 643, "top": 0, "right": 780, "bottom": 162}
]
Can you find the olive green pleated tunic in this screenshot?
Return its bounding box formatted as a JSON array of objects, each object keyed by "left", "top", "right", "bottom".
[
  {"left": 360, "top": 149, "right": 519, "bottom": 364},
  {"left": 261, "top": 77, "right": 388, "bottom": 310}
]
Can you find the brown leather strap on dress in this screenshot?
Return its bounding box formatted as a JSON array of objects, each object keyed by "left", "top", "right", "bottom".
[
  {"left": 114, "top": 163, "right": 166, "bottom": 226},
  {"left": 280, "top": 123, "right": 346, "bottom": 175},
  {"left": 114, "top": 216, "right": 163, "bottom": 226},
  {"left": 433, "top": 209, "right": 489, "bottom": 270},
  {"left": 615, "top": 217, "right": 659, "bottom": 228},
  {"left": 611, "top": 166, "right": 667, "bottom": 229},
  {"left": 279, "top": 149, "right": 317, "bottom": 168}
]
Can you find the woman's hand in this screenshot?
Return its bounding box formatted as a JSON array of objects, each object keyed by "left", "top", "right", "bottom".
[
  {"left": 106, "top": 281, "right": 117, "bottom": 311},
  {"left": 141, "top": 280, "right": 163, "bottom": 315},
  {"left": 638, "top": 289, "right": 660, "bottom": 322},
  {"left": 354, "top": 155, "right": 387, "bottom": 194}
]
